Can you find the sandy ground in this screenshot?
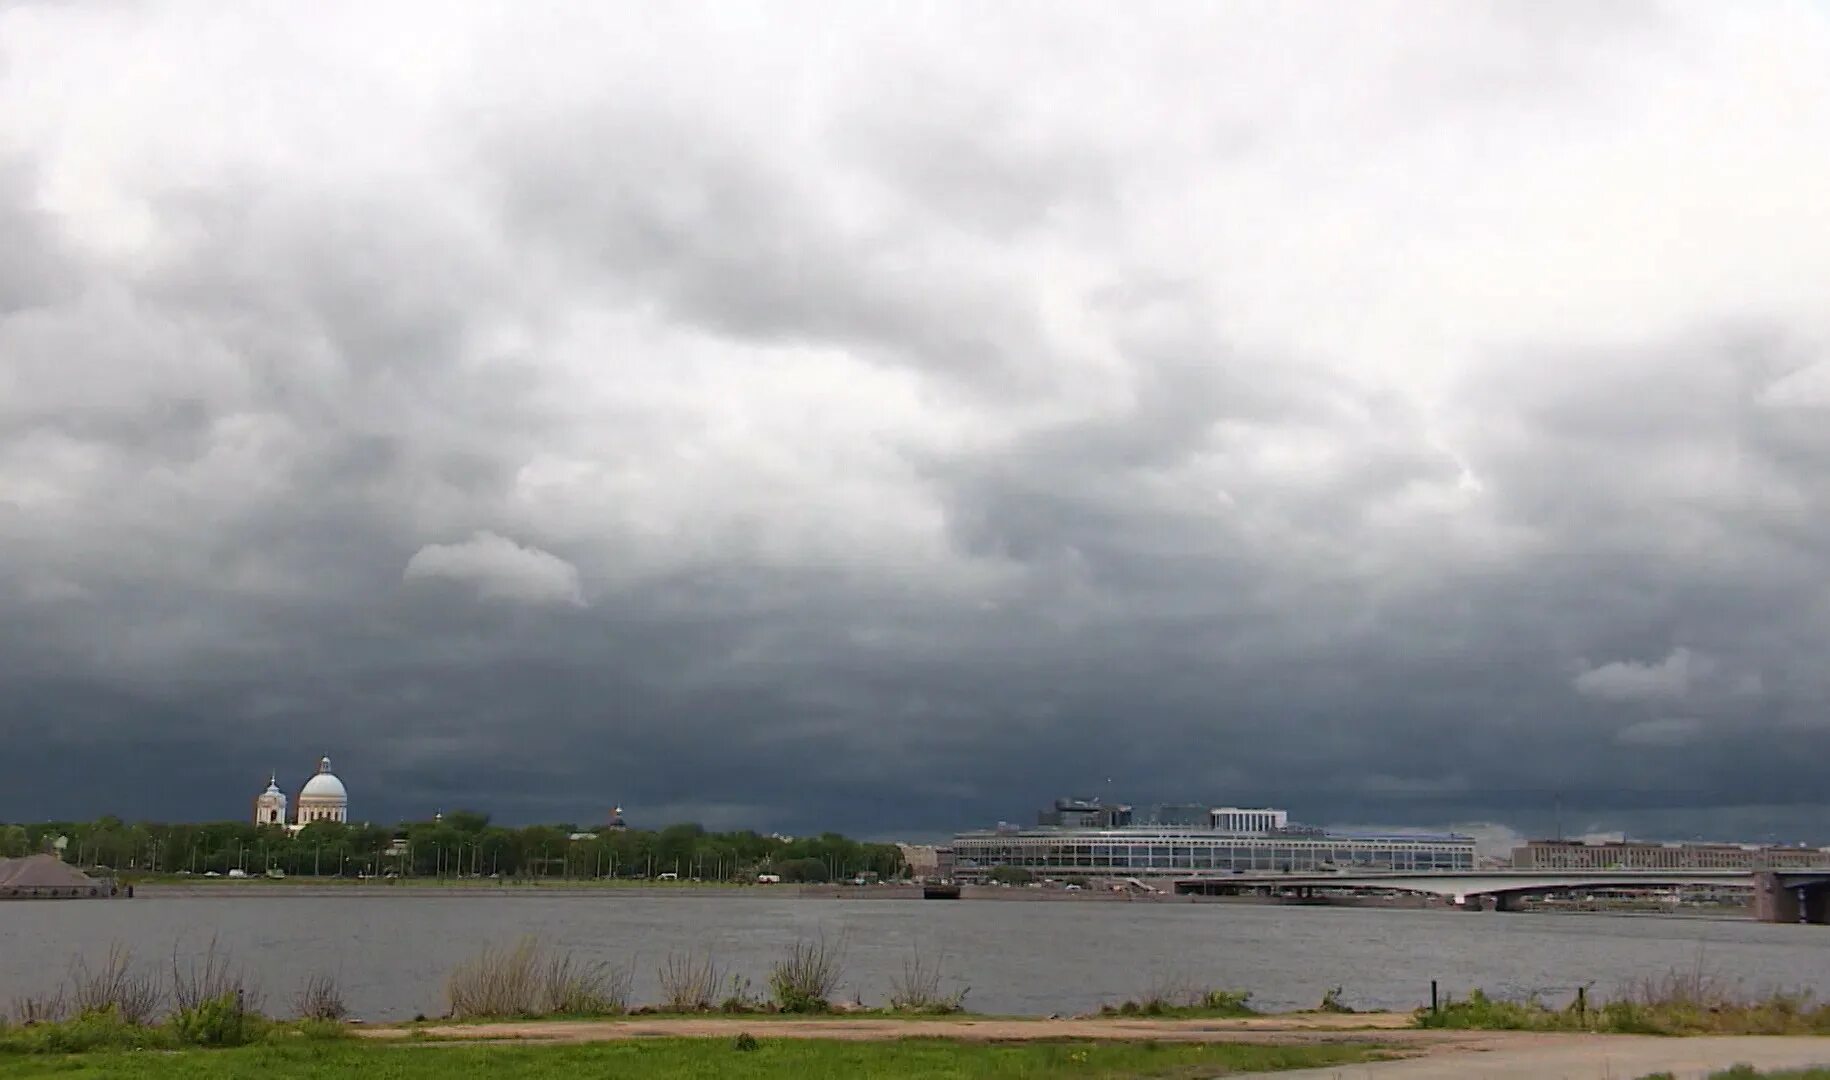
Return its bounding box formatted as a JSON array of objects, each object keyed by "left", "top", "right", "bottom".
[
  {"left": 356, "top": 1014, "right": 1830, "bottom": 1077},
  {"left": 357, "top": 1011, "right": 1419, "bottom": 1045}
]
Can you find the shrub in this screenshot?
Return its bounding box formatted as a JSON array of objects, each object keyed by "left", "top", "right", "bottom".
[
  {"left": 887, "top": 954, "right": 969, "bottom": 1014},
  {"left": 541, "top": 951, "right": 631, "bottom": 1016},
  {"left": 447, "top": 938, "right": 542, "bottom": 1018},
  {"left": 0, "top": 1009, "right": 177, "bottom": 1054},
  {"left": 768, "top": 938, "right": 844, "bottom": 1014},
  {"left": 733, "top": 1031, "right": 760, "bottom": 1052},
  {"left": 1318, "top": 986, "right": 1356, "bottom": 1014},
  {"left": 9, "top": 989, "right": 69, "bottom": 1027},
  {"left": 446, "top": 937, "right": 629, "bottom": 1019},
  {"left": 295, "top": 972, "right": 348, "bottom": 1023},
  {"left": 171, "top": 938, "right": 262, "bottom": 1018},
  {"left": 70, "top": 945, "right": 162, "bottom": 1025},
  {"left": 720, "top": 975, "right": 763, "bottom": 1014},
  {"left": 1417, "top": 988, "right": 1568, "bottom": 1030},
  {"left": 170, "top": 991, "right": 261, "bottom": 1047},
  {"left": 658, "top": 952, "right": 723, "bottom": 1013}
]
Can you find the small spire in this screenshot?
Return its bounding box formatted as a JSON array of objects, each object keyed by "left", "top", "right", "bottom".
[{"left": 319, "top": 755, "right": 332, "bottom": 773}]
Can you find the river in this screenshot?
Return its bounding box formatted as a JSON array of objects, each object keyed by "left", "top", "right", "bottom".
[{"left": 2, "top": 894, "right": 1824, "bottom": 1020}]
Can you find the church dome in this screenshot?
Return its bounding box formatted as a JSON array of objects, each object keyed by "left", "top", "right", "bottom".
[{"left": 299, "top": 756, "right": 347, "bottom": 801}]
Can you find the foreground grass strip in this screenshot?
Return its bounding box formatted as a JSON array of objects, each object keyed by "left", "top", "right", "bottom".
[
  {"left": 0, "top": 1036, "right": 1387, "bottom": 1078},
  {"left": 1419, "top": 986, "right": 1830, "bottom": 1036}
]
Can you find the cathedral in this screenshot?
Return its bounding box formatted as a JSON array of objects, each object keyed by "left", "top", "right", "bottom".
[{"left": 254, "top": 757, "right": 350, "bottom": 829}]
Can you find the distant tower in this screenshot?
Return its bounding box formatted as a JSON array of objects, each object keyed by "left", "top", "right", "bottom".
[
  {"left": 254, "top": 774, "right": 288, "bottom": 826},
  {"left": 295, "top": 756, "right": 350, "bottom": 825},
  {"left": 606, "top": 806, "right": 627, "bottom": 831}
]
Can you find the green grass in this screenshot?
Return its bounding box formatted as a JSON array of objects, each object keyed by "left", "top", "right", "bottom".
[
  {"left": 1098, "top": 988, "right": 1257, "bottom": 1019},
  {"left": 1418, "top": 986, "right": 1830, "bottom": 1036},
  {"left": 0, "top": 1036, "right": 1388, "bottom": 1078}
]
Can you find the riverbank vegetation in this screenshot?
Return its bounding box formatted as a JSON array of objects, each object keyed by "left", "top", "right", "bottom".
[
  {"left": 441, "top": 936, "right": 957, "bottom": 1020},
  {"left": 1099, "top": 977, "right": 1257, "bottom": 1019},
  {"left": 444, "top": 938, "right": 632, "bottom": 1019},
  {"left": 0, "top": 1035, "right": 1387, "bottom": 1078},
  {"left": 1419, "top": 969, "right": 1830, "bottom": 1036},
  {"left": 0, "top": 940, "right": 343, "bottom": 1054},
  {"left": 0, "top": 815, "right": 905, "bottom": 883}
]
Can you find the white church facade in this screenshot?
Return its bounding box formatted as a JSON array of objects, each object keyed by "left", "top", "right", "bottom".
[{"left": 253, "top": 757, "right": 350, "bottom": 829}]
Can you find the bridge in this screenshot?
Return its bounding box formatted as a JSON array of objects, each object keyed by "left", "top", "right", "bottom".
[{"left": 1172, "top": 869, "right": 1830, "bottom": 923}]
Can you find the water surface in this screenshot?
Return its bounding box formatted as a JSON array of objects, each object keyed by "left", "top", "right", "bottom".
[{"left": 2, "top": 895, "right": 1821, "bottom": 1020}]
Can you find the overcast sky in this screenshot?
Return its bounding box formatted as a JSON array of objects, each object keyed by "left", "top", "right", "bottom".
[{"left": 4, "top": 2, "right": 1830, "bottom": 844}]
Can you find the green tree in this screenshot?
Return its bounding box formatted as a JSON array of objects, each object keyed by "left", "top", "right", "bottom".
[
  {"left": 777, "top": 857, "right": 829, "bottom": 883},
  {"left": 989, "top": 865, "right": 1034, "bottom": 885}
]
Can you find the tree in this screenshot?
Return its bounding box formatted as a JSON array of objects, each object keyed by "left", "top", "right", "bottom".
[
  {"left": 777, "top": 857, "right": 828, "bottom": 883},
  {"left": 989, "top": 865, "right": 1034, "bottom": 885},
  {"left": 0, "top": 824, "right": 28, "bottom": 858},
  {"left": 444, "top": 810, "right": 490, "bottom": 834}
]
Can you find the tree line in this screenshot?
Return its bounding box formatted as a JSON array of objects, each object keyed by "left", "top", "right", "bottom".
[{"left": 0, "top": 815, "right": 906, "bottom": 883}]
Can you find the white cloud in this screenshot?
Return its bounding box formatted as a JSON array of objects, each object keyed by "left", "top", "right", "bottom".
[
  {"left": 403, "top": 532, "right": 585, "bottom": 607},
  {"left": 1573, "top": 648, "right": 1696, "bottom": 703},
  {"left": 1616, "top": 716, "right": 1705, "bottom": 748},
  {"left": 1760, "top": 359, "right": 1830, "bottom": 408}
]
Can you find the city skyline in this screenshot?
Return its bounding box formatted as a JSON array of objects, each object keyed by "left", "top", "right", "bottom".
[{"left": 4, "top": 4, "right": 1830, "bottom": 844}]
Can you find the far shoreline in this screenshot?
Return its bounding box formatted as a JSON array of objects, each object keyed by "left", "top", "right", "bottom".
[{"left": 111, "top": 879, "right": 1758, "bottom": 918}]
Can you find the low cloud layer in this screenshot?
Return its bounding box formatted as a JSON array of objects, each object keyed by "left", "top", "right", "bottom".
[{"left": 3, "top": 3, "right": 1830, "bottom": 841}]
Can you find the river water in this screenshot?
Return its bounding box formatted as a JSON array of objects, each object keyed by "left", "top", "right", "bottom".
[{"left": 2, "top": 894, "right": 1824, "bottom": 1020}]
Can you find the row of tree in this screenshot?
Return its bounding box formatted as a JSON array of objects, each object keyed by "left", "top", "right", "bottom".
[{"left": 0, "top": 815, "right": 906, "bottom": 883}]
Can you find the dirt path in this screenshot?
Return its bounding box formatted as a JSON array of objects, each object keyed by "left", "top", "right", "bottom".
[{"left": 358, "top": 1012, "right": 1422, "bottom": 1046}]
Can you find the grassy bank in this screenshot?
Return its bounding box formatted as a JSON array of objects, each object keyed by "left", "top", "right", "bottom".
[
  {"left": 1420, "top": 970, "right": 1830, "bottom": 1036},
  {"left": 0, "top": 1036, "right": 1386, "bottom": 1079}
]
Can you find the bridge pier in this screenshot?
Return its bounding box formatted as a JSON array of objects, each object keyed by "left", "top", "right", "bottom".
[
  {"left": 1754, "top": 872, "right": 1830, "bottom": 924},
  {"left": 1754, "top": 873, "right": 1799, "bottom": 923},
  {"left": 1458, "top": 895, "right": 1485, "bottom": 912},
  {"left": 1492, "top": 893, "right": 1523, "bottom": 913}
]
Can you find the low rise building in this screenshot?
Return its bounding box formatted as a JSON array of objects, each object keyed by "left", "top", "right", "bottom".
[{"left": 953, "top": 796, "right": 1474, "bottom": 881}]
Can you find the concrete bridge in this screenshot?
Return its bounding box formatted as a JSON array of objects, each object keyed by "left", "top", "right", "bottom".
[{"left": 1172, "top": 869, "right": 1830, "bottom": 923}]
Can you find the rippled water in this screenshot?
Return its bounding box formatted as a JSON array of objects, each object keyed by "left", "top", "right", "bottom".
[{"left": 2, "top": 894, "right": 1825, "bottom": 1020}]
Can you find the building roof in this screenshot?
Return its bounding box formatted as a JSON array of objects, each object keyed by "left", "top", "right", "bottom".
[
  {"left": 299, "top": 756, "right": 347, "bottom": 801},
  {"left": 0, "top": 854, "right": 100, "bottom": 890}
]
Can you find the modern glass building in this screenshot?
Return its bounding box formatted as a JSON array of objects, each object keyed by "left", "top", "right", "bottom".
[{"left": 951, "top": 822, "right": 1476, "bottom": 881}]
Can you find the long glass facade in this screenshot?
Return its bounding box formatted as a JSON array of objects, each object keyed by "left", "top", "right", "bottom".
[{"left": 950, "top": 828, "right": 1476, "bottom": 880}]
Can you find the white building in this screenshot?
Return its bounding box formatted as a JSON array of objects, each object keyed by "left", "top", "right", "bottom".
[
  {"left": 295, "top": 756, "right": 349, "bottom": 825},
  {"left": 253, "top": 775, "right": 288, "bottom": 826},
  {"left": 1209, "top": 807, "right": 1288, "bottom": 833},
  {"left": 254, "top": 757, "right": 350, "bottom": 828}
]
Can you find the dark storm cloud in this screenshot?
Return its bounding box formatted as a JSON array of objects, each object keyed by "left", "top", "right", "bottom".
[{"left": 3, "top": 2, "right": 1830, "bottom": 843}]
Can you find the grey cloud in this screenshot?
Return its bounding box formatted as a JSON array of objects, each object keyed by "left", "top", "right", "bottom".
[
  {"left": 1616, "top": 717, "right": 1705, "bottom": 748},
  {"left": 3, "top": 3, "right": 1830, "bottom": 841}
]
